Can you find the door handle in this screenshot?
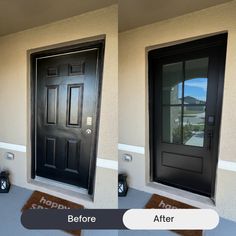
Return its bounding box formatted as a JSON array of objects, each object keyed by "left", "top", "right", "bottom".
[
  {"left": 208, "top": 130, "right": 213, "bottom": 150},
  {"left": 85, "top": 129, "right": 92, "bottom": 135}
]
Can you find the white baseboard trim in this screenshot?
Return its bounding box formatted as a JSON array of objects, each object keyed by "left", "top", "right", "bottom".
[
  {"left": 96, "top": 158, "right": 118, "bottom": 170},
  {"left": 118, "top": 143, "right": 145, "bottom": 154},
  {"left": 0, "top": 142, "right": 26, "bottom": 152}
]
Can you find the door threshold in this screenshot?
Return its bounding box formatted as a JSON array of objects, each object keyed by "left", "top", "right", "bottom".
[
  {"left": 35, "top": 176, "right": 88, "bottom": 194},
  {"left": 146, "top": 182, "right": 216, "bottom": 209},
  {"left": 29, "top": 176, "right": 92, "bottom": 203}
]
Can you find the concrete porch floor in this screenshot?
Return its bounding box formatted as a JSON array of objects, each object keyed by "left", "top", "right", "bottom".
[
  {"left": 118, "top": 188, "right": 236, "bottom": 236},
  {"left": 1, "top": 185, "right": 236, "bottom": 235},
  {"left": 0, "top": 185, "right": 117, "bottom": 236}
]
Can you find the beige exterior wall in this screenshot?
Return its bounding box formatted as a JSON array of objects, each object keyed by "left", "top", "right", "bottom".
[
  {"left": 119, "top": 1, "right": 236, "bottom": 220},
  {"left": 0, "top": 5, "right": 118, "bottom": 208}
]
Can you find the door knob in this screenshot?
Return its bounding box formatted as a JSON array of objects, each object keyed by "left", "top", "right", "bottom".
[{"left": 85, "top": 129, "right": 92, "bottom": 135}]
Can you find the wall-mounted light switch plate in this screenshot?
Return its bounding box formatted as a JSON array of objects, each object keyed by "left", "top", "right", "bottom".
[
  {"left": 123, "top": 153, "right": 132, "bottom": 162},
  {"left": 5, "top": 152, "right": 14, "bottom": 160}
]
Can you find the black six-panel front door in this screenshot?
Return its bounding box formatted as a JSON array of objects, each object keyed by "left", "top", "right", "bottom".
[
  {"left": 149, "top": 35, "right": 227, "bottom": 197},
  {"left": 32, "top": 41, "right": 104, "bottom": 191}
]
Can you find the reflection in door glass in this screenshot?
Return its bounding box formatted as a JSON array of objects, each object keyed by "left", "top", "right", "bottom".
[
  {"left": 184, "top": 58, "right": 208, "bottom": 104},
  {"left": 183, "top": 106, "right": 205, "bottom": 147},
  {"left": 162, "top": 106, "right": 182, "bottom": 144},
  {"left": 162, "top": 62, "right": 183, "bottom": 104},
  {"left": 161, "top": 57, "right": 209, "bottom": 147}
]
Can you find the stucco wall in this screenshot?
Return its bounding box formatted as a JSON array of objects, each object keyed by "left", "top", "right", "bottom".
[
  {"left": 119, "top": 1, "right": 236, "bottom": 220},
  {"left": 0, "top": 5, "right": 118, "bottom": 208}
]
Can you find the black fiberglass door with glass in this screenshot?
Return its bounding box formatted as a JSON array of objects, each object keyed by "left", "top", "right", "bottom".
[{"left": 149, "top": 34, "right": 227, "bottom": 197}]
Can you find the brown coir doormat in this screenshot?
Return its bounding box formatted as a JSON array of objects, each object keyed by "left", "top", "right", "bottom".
[
  {"left": 145, "top": 194, "right": 202, "bottom": 236},
  {"left": 22, "top": 190, "right": 84, "bottom": 236}
]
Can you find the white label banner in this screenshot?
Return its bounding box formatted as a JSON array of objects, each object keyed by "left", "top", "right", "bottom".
[{"left": 123, "top": 209, "right": 219, "bottom": 230}]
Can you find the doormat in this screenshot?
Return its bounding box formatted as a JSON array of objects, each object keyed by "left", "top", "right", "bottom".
[
  {"left": 22, "top": 190, "right": 84, "bottom": 236},
  {"left": 145, "top": 194, "right": 202, "bottom": 236}
]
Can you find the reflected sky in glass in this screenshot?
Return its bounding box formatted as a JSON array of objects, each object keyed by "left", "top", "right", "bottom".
[{"left": 182, "top": 78, "right": 208, "bottom": 103}]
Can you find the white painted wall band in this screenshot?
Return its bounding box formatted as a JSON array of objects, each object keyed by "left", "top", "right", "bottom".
[
  {"left": 118, "top": 143, "right": 145, "bottom": 154},
  {"left": 0, "top": 142, "right": 26, "bottom": 152},
  {"left": 0, "top": 141, "right": 117, "bottom": 171},
  {"left": 96, "top": 158, "right": 118, "bottom": 170},
  {"left": 1, "top": 141, "right": 236, "bottom": 172},
  {"left": 218, "top": 160, "right": 236, "bottom": 172},
  {"left": 118, "top": 143, "right": 236, "bottom": 173}
]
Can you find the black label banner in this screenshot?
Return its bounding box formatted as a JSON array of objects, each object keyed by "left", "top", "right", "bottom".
[{"left": 21, "top": 209, "right": 128, "bottom": 230}]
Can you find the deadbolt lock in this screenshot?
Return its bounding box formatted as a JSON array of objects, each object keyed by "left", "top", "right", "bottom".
[{"left": 86, "top": 117, "right": 92, "bottom": 126}]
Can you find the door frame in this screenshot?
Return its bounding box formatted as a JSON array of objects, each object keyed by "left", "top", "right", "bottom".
[
  {"left": 148, "top": 34, "right": 227, "bottom": 199},
  {"left": 30, "top": 38, "right": 105, "bottom": 194}
]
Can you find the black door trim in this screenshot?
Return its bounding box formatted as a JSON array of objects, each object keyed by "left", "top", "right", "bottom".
[
  {"left": 148, "top": 34, "right": 227, "bottom": 198},
  {"left": 30, "top": 39, "right": 105, "bottom": 195}
]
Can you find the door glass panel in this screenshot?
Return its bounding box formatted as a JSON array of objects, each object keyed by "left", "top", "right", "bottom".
[
  {"left": 161, "top": 57, "right": 208, "bottom": 147},
  {"left": 183, "top": 105, "right": 205, "bottom": 147},
  {"left": 162, "top": 62, "right": 183, "bottom": 105},
  {"left": 184, "top": 58, "right": 209, "bottom": 104},
  {"left": 162, "top": 106, "right": 182, "bottom": 144}
]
